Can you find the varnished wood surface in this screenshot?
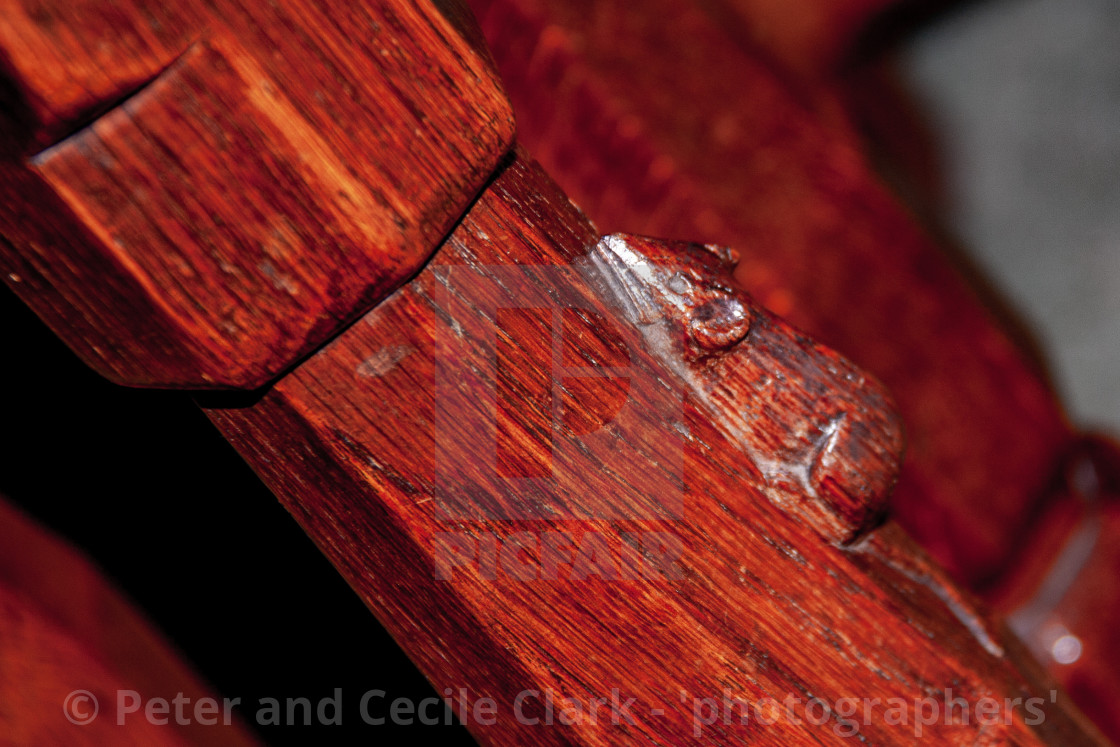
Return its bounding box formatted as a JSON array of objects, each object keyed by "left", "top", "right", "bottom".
[
  {"left": 208, "top": 152, "right": 1101, "bottom": 745},
  {"left": 0, "top": 0, "right": 1113, "bottom": 743},
  {"left": 467, "top": 0, "right": 1073, "bottom": 590},
  {"left": 0, "top": 0, "right": 514, "bottom": 387},
  {"left": 988, "top": 434, "right": 1120, "bottom": 742},
  {"left": 461, "top": 4, "right": 1120, "bottom": 735}
]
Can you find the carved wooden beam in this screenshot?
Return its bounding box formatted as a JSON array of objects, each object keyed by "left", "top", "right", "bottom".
[
  {"left": 465, "top": 4, "right": 1120, "bottom": 736},
  {"left": 0, "top": 0, "right": 513, "bottom": 386},
  {"left": 0, "top": 0, "right": 1109, "bottom": 744},
  {"left": 466, "top": 0, "right": 1073, "bottom": 590},
  {"left": 207, "top": 151, "right": 1099, "bottom": 744}
]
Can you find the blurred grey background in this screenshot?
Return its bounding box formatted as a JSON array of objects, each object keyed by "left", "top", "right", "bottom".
[{"left": 899, "top": 0, "right": 1120, "bottom": 432}]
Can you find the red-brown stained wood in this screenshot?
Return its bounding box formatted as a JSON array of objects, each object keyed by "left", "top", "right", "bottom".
[
  {"left": 466, "top": 0, "right": 1073, "bottom": 592},
  {"left": 0, "top": 0, "right": 515, "bottom": 387},
  {"left": 987, "top": 434, "right": 1120, "bottom": 743},
  {"left": 1, "top": 0, "right": 1112, "bottom": 743},
  {"left": 207, "top": 153, "right": 1102, "bottom": 745},
  {"left": 462, "top": 2, "right": 1120, "bottom": 738},
  {"left": 699, "top": 0, "right": 899, "bottom": 79},
  {"left": 587, "top": 234, "right": 903, "bottom": 544},
  {"left": 0, "top": 496, "right": 259, "bottom": 747}
]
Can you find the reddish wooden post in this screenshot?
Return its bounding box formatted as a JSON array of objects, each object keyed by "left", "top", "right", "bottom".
[
  {"left": 0, "top": 0, "right": 1107, "bottom": 744},
  {"left": 0, "top": 0, "right": 514, "bottom": 386}
]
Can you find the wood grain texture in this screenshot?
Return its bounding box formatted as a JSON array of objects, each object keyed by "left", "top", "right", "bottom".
[
  {"left": 206, "top": 152, "right": 1101, "bottom": 745},
  {"left": 1, "top": 0, "right": 1111, "bottom": 743},
  {"left": 467, "top": 0, "right": 1073, "bottom": 591},
  {"left": 588, "top": 234, "right": 902, "bottom": 544},
  {"left": 0, "top": 0, "right": 515, "bottom": 387}
]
